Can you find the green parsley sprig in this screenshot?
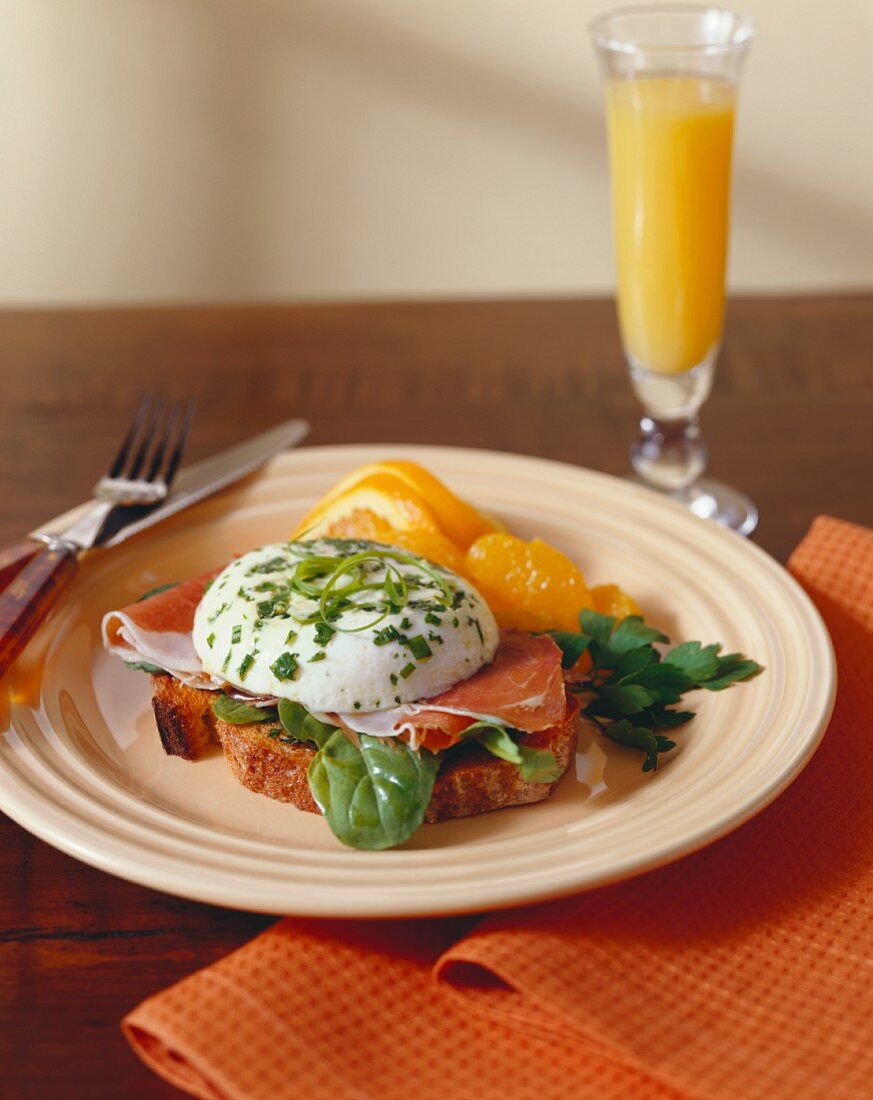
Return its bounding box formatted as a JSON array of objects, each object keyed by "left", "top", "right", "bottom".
[{"left": 550, "top": 610, "right": 763, "bottom": 772}]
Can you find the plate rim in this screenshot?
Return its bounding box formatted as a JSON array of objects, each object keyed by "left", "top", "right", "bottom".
[{"left": 0, "top": 443, "right": 837, "bottom": 916}]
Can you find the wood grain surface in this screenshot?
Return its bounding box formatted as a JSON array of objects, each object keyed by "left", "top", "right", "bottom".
[{"left": 1, "top": 296, "right": 871, "bottom": 1097}]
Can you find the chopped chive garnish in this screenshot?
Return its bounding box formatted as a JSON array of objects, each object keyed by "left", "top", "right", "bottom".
[
  {"left": 452, "top": 616, "right": 460, "bottom": 628},
  {"left": 206, "top": 632, "right": 216, "bottom": 649},
  {"left": 231, "top": 624, "right": 242, "bottom": 645},
  {"left": 308, "top": 651, "right": 326, "bottom": 663},
  {"left": 221, "top": 649, "right": 232, "bottom": 672},
  {"left": 353, "top": 701, "right": 361, "bottom": 711},
  {"left": 238, "top": 653, "right": 255, "bottom": 680},
  {"left": 249, "top": 556, "right": 288, "bottom": 575},
  {"left": 313, "top": 621, "right": 335, "bottom": 646},
  {"left": 424, "top": 612, "right": 442, "bottom": 626},
  {"left": 270, "top": 652, "right": 300, "bottom": 681},
  {"left": 399, "top": 662, "right": 416, "bottom": 679},
  {"left": 389, "top": 672, "right": 398, "bottom": 686},
  {"left": 285, "top": 628, "right": 298, "bottom": 645},
  {"left": 400, "top": 616, "right": 411, "bottom": 631},
  {"left": 373, "top": 625, "right": 403, "bottom": 647},
  {"left": 394, "top": 695, "right": 402, "bottom": 705},
  {"left": 384, "top": 573, "right": 403, "bottom": 607},
  {"left": 316, "top": 548, "right": 456, "bottom": 635},
  {"left": 406, "top": 635, "right": 432, "bottom": 660},
  {"left": 208, "top": 601, "right": 229, "bottom": 624}
]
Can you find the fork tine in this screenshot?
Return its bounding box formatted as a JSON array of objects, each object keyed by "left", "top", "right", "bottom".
[
  {"left": 107, "top": 395, "right": 152, "bottom": 478},
  {"left": 126, "top": 397, "right": 162, "bottom": 479},
  {"left": 145, "top": 401, "right": 179, "bottom": 482},
  {"left": 158, "top": 400, "right": 195, "bottom": 488}
]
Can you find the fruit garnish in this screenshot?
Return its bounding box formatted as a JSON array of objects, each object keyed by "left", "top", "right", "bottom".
[
  {"left": 494, "top": 607, "right": 557, "bottom": 633},
  {"left": 295, "top": 462, "right": 642, "bottom": 634},
  {"left": 293, "top": 473, "right": 443, "bottom": 541},
  {"left": 293, "top": 462, "right": 496, "bottom": 549},
  {"left": 465, "top": 533, "right": 593, "bottom": 632},
  {"left": 313, "top": 508, "right": 467, "bottom": 576},
  {"left": 591, "top": 583, "right": 642, "bottom": 620}
]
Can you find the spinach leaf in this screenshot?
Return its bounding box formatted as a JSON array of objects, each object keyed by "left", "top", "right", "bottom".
[
  {"left": 462, "top": 721, "right": 561, "bottom": 784},
  {"left": 213, "top": 694, "right": 278, "bottom": 725},
  {"left": 135, "top": 581, "right": 179, "bottom": 602},
  {"left": 277, "top": 699, "right": 336, "bottom": 749},
  {"left": 308, "top": 732, "right": 439, "bottom": 850},
  {"left": 124, "top": 659, "right": 167, "bottom": 675}
]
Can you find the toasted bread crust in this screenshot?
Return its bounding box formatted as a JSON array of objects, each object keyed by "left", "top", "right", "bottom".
[
  {"left": 151, "top": 676, "right": 215, "bottom": 760},
  {"left": 150, "top": 676, "right": 579, "bottom": 823}
]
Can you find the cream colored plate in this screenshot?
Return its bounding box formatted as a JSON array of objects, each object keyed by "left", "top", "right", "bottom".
[{"left": 0, "top": 446, "right": 835, "bottom": 916}]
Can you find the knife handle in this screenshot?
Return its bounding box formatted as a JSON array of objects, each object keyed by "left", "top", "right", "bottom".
[
  {"left": 0, "top": 539, "right": 41, "bottom": 592},
  {"left": 0, "top": 542, "right": 79, "bottom": 681}
]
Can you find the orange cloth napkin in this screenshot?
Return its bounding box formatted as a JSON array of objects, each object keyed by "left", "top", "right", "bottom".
[{"left": 124, "top": 516, "right": 873, "bottom": 1100}]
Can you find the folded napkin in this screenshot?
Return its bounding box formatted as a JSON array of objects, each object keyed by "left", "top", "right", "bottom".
[{"left": 125, "top": 516, "right": 872, "bottom": 1100}]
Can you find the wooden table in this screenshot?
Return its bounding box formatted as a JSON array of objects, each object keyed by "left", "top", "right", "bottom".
[{"left": 1, "top": 296, "right": 871, "bottom": 1096}]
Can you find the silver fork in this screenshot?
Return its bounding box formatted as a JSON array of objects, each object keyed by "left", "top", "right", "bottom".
[
  {"left": 0, "top": 396, "right": 194, "bottom": 680},
  {"left": 93, "top": 395, "right": 192, "bottom": 506}
]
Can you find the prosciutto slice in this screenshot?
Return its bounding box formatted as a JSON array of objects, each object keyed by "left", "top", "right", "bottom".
[
  {"left": 333, "top": 633, "right": 567, "bottom": 751},
  {"left": 104, "top": 575, "right": 568, "bottom": 745},
  {"left": 101, "top": 572, "right": 218, "bottom": 688},
  {"left": 419, "top": 632, "right": 566, "bottom": 732}
]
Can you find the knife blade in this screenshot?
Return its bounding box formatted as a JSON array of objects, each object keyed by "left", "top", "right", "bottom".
[
  {"left": 95, "top": 418, "right": 310, "bottom": 547},
  {"left": 0, "top": 418, "right": 310, "bottom": 678},
  {"left": 7, "top": 419, "right": 309, "bottom": 582}
]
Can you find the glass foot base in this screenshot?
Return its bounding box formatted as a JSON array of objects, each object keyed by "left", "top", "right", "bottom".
[
  {"left": 676, "top": 478, "right": 758, "bottom": 537},
  {"left": 631, "top": 474, "right": 758, "bottom": 537}
]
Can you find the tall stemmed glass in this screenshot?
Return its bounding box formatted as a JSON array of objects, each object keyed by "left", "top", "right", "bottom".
[{"left": 590, "top": 5, "right": 757, "bottom": 534}]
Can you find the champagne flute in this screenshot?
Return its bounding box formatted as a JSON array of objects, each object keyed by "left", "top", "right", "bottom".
[{"left": 590, "top": 5, "right": 757, "bottom": 534}]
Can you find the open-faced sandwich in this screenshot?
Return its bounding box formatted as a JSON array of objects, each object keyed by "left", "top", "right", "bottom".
[{"left": 103, "top": 460, "right": 762, "bottom": 850}]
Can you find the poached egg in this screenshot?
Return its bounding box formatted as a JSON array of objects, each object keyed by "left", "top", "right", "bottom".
[{"left": 192, "top": 538, "right": 499, "bottom": 714}]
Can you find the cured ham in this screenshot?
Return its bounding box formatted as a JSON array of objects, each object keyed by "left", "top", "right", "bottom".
[
  {"left": 419, "top": 632, "right": 566, "bottom": 732},
  {"left": 101, "top": 572, "right": 217, "bottom": 688},
  {"left": 104, "top": 574, "right": 568, "bottom": 744},
  {"left": 334, "top": 633, "right": 567, "bottom": 750}
]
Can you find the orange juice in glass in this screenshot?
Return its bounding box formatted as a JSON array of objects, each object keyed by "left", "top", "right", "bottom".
[{"left": 590, "top": 7, "right": 758, "bottom": 535}]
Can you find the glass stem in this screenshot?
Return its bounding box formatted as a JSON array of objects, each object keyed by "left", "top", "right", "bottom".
[{"left": 630, "top": 413, "right": 709, "bottom": 494}]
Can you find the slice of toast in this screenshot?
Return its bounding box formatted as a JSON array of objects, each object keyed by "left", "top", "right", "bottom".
[{"left": 150, "top": 675, "right": 579, "bottom": 824}]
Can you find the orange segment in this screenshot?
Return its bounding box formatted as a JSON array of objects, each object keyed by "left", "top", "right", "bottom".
[
  {"left": 591, "top": 583, "right": 642, "bottom": 620},
  {"left": 319, "top": 508, "right": 467, "bottom": 576},
  {"left": 292, "top": 460, "right": 641, "bottom": 633},
  {"left": 294, "top": 462, "right": 496, "bottom": 549},
  {"left": 369, "top": 461, "right": 498, "bottom": 547},
  {"left": 494, "top": 607, "right": 556, "bottom": 633},
  {"left": 390, "top": 528, "right": 468, "bottom": 578},
  {"left": 465, "top": 533, "right": 593, "bottom": 633},
  {"left": 293, "top": 474, "right": 443, "bottom": 541}
]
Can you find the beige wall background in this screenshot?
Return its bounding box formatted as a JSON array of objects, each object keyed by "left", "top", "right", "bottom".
[{"left": 2, "top": 0, "right": 872, "bottom": 305}]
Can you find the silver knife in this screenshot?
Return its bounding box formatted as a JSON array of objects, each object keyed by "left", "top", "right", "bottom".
[
  {"left": 0, "top": 419, "right": 308, "bottom": 676},
  {"left": 91, "top": 418, "right": 309, "bottom": 548},
  {"left": 23, "top": 419, "right": 309, "bottom": 550}
]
